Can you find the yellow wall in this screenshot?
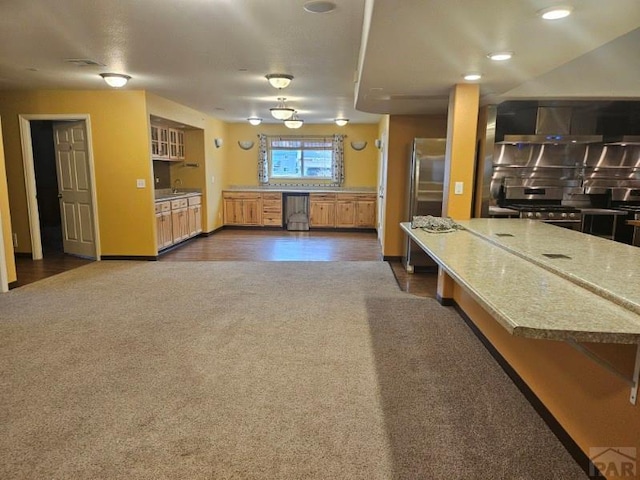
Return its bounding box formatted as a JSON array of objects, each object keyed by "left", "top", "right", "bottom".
[
  {"left": 384, "top": 114, "right": 448, "bottom": 257},
  {"left": 0, "top": 118, "right": 16, "bottom": 282},
  {"left": 225, "top": 123, "right": 378, "bottom": 189},
  {"left": 146, "top": 92, "right": 227, "bottom": 231},
  {"left": 0, "top": 90, "right": 156, "bottom": 257}
]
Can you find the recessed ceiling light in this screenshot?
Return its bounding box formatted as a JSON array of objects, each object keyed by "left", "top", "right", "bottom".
[
  {"left": 538, "top": 6, "right": 573, "bottom": 20},
  {"left": 487, "top": 51, "right": 513, "bottom": 61},
  {"left": 463, "top": 73, "right": 482, "bottom": 81},
  {"left": 303, "top": 1, "right": 336, "bottom": 14}
]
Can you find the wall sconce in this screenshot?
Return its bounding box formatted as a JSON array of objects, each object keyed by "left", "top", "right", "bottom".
[
  {"left": 375, "top": 139, "right": 383, "bottom": 150},
  {"left": 350, "top": 141, "right": 367, "bottom": 151},
  {"left": 214, "top": 138, "right": 223, "bottom": 148},
  {"left": 238, "top": 140, "right": 255, "bottom": 150}
]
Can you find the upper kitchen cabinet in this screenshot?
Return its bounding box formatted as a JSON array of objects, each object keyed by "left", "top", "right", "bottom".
[{"left": 150, "top": 118, "right": 185, "bottom": 161}]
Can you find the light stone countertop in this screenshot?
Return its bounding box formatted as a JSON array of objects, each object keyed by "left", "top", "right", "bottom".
[
  {"left": 457, "top": 218, "right": 640, "bottom": 315},
  {"left": 154, "top": 190, "right": 202, "bottom": 201},
  {"left": 401, "top": 220, "right": 640, "bottom": 343}
]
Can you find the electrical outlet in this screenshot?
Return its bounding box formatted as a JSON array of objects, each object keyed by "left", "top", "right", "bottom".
[
  {"left": 12, "top": 233, "right": 18, "bottom": 247},
  {"left": 454, "top": 182, "right": 464, "bottom": 195},
  {"left": 136, "top": 179, "right": 146, "bottom": 188},
  {"left": 155, "top": 177, "right": 160, "bottom": 184}
]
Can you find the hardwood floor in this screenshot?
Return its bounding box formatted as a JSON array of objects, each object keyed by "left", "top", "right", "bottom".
[
  {"left": 13, "top": 252, "right": 93, "bottom": 288},
  {"left": 12, "top": 229, "right": 437, "bottom": 297}
]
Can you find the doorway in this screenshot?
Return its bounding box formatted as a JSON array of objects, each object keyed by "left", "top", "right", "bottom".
[{"left": 18, "top": 114, "right": 100, "bottom": 261}]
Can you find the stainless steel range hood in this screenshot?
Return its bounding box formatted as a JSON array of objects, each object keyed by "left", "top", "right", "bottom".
[
  {"left": 498, "top": 106, "right": 603, "bottom": 144},
  {"left": 603, "top": 135, "right": 640, "bottom": 146}
]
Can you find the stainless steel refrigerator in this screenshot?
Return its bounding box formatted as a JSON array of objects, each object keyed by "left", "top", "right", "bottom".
[{"left": 403, "top": 138, "right": 447, "bottom": 272}]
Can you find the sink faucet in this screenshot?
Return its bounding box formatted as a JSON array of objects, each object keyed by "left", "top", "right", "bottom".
[{"left": 172, "top": 178, "right": 182, "bottom": 193}]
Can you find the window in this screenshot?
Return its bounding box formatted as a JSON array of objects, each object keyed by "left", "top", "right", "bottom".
[{"left": 268, "top": 136, "right": 334, "bottom": 179}]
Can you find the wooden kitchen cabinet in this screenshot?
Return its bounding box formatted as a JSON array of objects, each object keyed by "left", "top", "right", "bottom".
[
  {"left": 354, "top": 194, "right": 376, "bottom": 228},
  {"left": 155, "top": 201, "right": 173, "bottom": 250},
  {"left": 262, "top": 192, "right": 283, "bottom": 227},
  {"left": 334, "top": 193, "right": 376, "bottom": 228},
  {"left": 309, "top": 193, "right": 336, "bottom": 228},
  {"left": 335, "top": 199, "right": 356, "bottom": 227},
  {"left": 171, "top": 198, "right": 189, "bottom": 243},
  {"left": 188, "top": 195, "right": 203, "bottom": 236},
  {"left": 223, "top": 192, "right": 262, "bottom": 226},
  {"left": 168, "top": 128, "right": 185, "bottom": 160},
  {"left": 151, "top": 125, "right": 170, "bottom": 160}
]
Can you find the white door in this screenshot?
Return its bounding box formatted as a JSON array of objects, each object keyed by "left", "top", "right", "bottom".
[
  {"left": 53, "top": 121, "right": 96, "bottom": 258},
  {"left": 377, "top": 132, "right": 388, "bottom": 247}
]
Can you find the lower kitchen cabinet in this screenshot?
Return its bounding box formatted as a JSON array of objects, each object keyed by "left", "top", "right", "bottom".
[
  {"left": 354, "top": 195, "right": 376, "bottom": 228},
  {"left": 155, "top": 201, "right": 173, "bottom": 250},
  {"left": 223, "top": 192, "right": 263, "bottom": 226},
  {"left": 155, "top": 194, "right": 202, "bottom": 252},
  {"left": 309, "top": 194, "right": 336, "bottom": 227},
  {"left": 188, "top": 196, "right": 203, "bottom": 236},
  {"left": 262, "top": 192, "right": 283, "bottom": 226},
  {"left": 171, "top": 198, "right": 190, "bottom": 243}
]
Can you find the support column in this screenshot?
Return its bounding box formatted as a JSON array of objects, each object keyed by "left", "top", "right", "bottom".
[
  {"left": 438, "top": 84, "right": 479, "bottom": 297},
  {"left": 442, "top": 83, "right": 480, "bottom": 220}
]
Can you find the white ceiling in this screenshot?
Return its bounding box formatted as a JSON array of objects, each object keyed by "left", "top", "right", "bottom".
[{"left": 0, "top": 0, "right": 639, "bottom": 125}]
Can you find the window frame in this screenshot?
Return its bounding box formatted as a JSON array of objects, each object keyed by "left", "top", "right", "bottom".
[{"left": 267, "top": 135, "right": 335, "bottom": 181}]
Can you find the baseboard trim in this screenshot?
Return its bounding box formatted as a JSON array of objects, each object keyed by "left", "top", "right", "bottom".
[
  {"left": 452, "top": 302, "right": 600, "bottom": 479},
  {"left": 436, "top": 294, "right": 455, "bottom": 306},
  {"left": 8, "top": 280, "right": 18, "bottom": 289},
  {"left": 101, "top": 255, "right": 158, "bottom": 261},
  {"left": 14, "top": 252, "right": 32, "bottom": 258},
  {"left": 383, "top": 255, "right": 402, "bottom": 262}
]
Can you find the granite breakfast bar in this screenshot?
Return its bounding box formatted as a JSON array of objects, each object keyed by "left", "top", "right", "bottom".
[{"left": 401, "top": 218, "right": 640, "bottom": 471}]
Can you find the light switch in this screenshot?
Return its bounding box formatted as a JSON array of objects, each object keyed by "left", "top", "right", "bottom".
[
  {"left": 136, "top": 179, "right": 146, "bottom": 188},
  {"left": 211, "top": 175, "right": 215, "bottom": 184},
  {"left": 454, "top": 182, "right": 464, "bottom": 195}
]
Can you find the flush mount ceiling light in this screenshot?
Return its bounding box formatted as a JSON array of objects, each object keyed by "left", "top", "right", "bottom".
[
  {"left": 270, "top": 97, "right": 295, "bottom": 120},
  {"left": 266, "top": 73, "right": 294, "bottom": 89},
  {"left": 334, "top": 118, "right": 349, "bottom": 127},
  {"left": 99, "top": 73, "right": 131, "bottom": 88},
  {"left": 284, "top": 111, "right": 304, "bottom": 129},
  {"left": 247, "top": 117, "right": 262, "bottom": 126},
  {"left": 538, "top": 5, "right": 573, "bottom": 20},
  {"left": 487, "top": 51, "right": 513, "bottom": 61},
  {"left": 303, "top": 1, "right": 337, "bottom": 14},
  {"left": 463, "top": 73, "right": 482, "bottom": 81}
]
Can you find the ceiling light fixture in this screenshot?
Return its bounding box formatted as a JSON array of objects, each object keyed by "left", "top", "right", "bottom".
[
  {"left": 270, "top": 97, "right": 295, "bottom": 120},
  {"left": 284, "top": 111, "right": 304, "bottom": 129},
  {"left": 99, "top": 73, "right": 131, "bottom": 88},
  {"left": 538, "top": 5, "right": 573, "bottom": 20},
  {"left": 247, "top": 117, "right": 262, "bottom": 126},
  {"left": 266, "top": 73, "right": 294, "bottom": 89},
  {"left": 487, "top": 51, "right": 513, "bottom": 61},
  {"left": 303, "top": 1, "right": 337, "bottom": 14},
  {"left": 335, "top": 118, "right": 349, "bottom": 126},
  {"left": 463, "top": 73, "right": 482, "bottom": 81}
]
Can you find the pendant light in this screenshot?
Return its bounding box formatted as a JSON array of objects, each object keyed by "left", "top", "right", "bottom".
[
  {"left": 270, "top": 97, "right": 295, "bottom": 120},
  {"left": 284, "top": 111, "right": 304, "bottom": 129},
  {"left": 334, "top": 118, "right": 349, "bottom": 126}
]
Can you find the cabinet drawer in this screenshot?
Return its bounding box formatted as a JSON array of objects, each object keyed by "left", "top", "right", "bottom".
[
  {"left": 310, "top": 193, "right": 336, "bottom": 201},
  {"left": 262, "top": 192, "right": 282, "bottom": 201},
  {"left": 262, "top": 200, "right": 282, "bottom": 213},
  {"left": 171, "top": 198, "right": 188, "bottom": 209},
  {"left": 188, "top": 195, "right": 201, "bottom": 206},
  {"left": 337, "top": 193, "right": 376, "bottom": 202},
  {"left": 223, "top": 191, "right": 262, "bottom": 200},
  {"left": 262, "top": 213, "right": 282, "bottom": 226},
  {"left": 155, "top": 201, "right": 171, "bottom": 213}
]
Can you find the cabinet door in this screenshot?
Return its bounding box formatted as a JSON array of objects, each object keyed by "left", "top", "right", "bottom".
[
  {"left": 160, "top": 211, "right": 173, "bottom": 248},
  {"left": 188, "top": 205, "right": 202, "bottom": 236},
  {"left": 309, "top": 201, "right": 335, "bottom": 227},
  {"left": 335, "top": 201, "right": 355, "bottom": 227},
  {"left": 151, "top": 125, "right": 160, "bottom": 157},
  {"left": 171, "top": 208, "right": 188, "bottom": 242},
  {"left": 158, "top": 126, "right": 169, "bottom": 159},
  {"left": 262, "top": 194, "right": 282, "bottom": 227},
  {"left": 223, "top": 199, "right": 243, "bottom": 225},
  {"left": 176, "top": 130, "right": 185, "bottom": 159},
  {"left": 355, "top": 200, "right": 376, "bottom": 227},
  {"left": 242, "top": 198, "right": 262, "bottom": 225},
  {"left": 169, "top": 129, "right": 179, "bottom": 159}
]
